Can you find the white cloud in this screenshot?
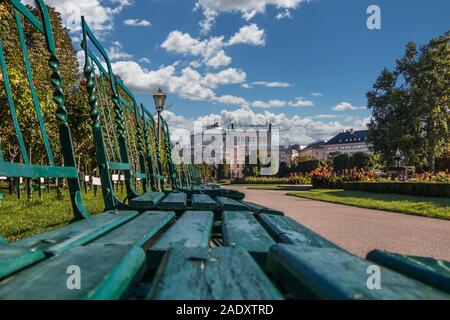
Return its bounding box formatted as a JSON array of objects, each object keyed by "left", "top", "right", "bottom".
[
  {"left": 194, "top": 0, "right": 305, "bottom": 33},
  {"left": 139, "top": 58, "right": 151, "bottom": 64},
  {"left": 288, "top": 97, "right": 314, "bottom": 108},
  {"left": 275, "top": 9, "right": 293, "bottom": 20},
  {"left": 227, "top": 24, "right": 266, "bottom": 46},
  {"left": 161, "top": 31, "right": 231, "bottom": 68},
  {"left": 251, "top": 100, "right": 286, "bottom": 108},
  {"left": 243, "top": 81, "right": 291, "bottom": 89},
  {"left": 164, "top": 106, "right": 369, "bottom": 146},
  {"left": 23, "top": 0, "right": 132, "bottom": 34},
  {"left": 333, "top": 102, "right": 366, "bottom": 112},
  {"left": 311, "top": 92, "right": 323, "bottom": 97},
  {"left": 202, "top": 68, "right": 246, "bottom": 88},
  {"left": 107, "top": 41, "right": 133, "bottom": 60},
  {"left": 123, "top": 18, "right": 152, "bottom": 27},
  {"left": 161, "top": 24, "right": 265, "bottom": 69}
]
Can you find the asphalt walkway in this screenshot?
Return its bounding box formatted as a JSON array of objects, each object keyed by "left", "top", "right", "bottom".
[{"left": 227, "top": 186, "right": 450, "bottom": 260}]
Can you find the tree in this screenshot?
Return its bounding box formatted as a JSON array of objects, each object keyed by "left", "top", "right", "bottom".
[
  {"left": 367, "top": 32, "right": 450, "bottom": 171},
  {"left": 349, "top": 152, "right": 375, "bottom": 169},
  {"left": 332, "top": 153, "right": 351, "bottom": 172}
]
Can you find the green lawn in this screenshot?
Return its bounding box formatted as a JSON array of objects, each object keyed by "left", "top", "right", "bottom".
[
  {"left": 288, "top": 189, "right": 450, "bottom": 220},
  {"left": 0, "top": 187, "right": 127, "bottom": 242},
  {"left": 227, "top": 184, "right": 313, "bottom": 191}
]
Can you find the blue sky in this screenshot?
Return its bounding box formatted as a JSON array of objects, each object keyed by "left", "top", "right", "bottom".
[{"left": 34, "top": 0, "right": 450, "bottom": 145}]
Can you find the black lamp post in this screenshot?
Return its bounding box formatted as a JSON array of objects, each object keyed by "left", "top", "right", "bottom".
[{"left": 153, "top": 88, "right": 166, "bottom": 152}]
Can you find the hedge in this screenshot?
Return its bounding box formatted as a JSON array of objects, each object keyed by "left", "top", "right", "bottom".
[{"left": 343, "top": 182, "right": 450, "bottom": 198}]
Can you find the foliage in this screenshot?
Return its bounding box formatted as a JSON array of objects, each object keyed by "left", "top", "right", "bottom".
[
  {"left": 344, "top": 181, "right": 450, "bottom": 198},
  {"left": 0, "top": 4, "right": 90, "bottom": 166},
  {"left": 291, "top": 158, "right": 326, "bottom": 174},
  {"left": 289, "top": 189, "right": 450, "bottom": 220},
  {"left": 367, "top": 31, "right": 450, "bottom": 171}
]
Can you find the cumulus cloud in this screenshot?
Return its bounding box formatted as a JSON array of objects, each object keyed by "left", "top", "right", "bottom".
[
  {"left": 194, "top": 0, "right": 305, "bottom": 33},
  {"left": 23, "top": 0, "right": 132, "bottom": 35},
  {"left": 107, "top": 41, "right": 133, "bottom": 60},
  {"left": 227, "top": 24, "right": 266, "bottom": 46},
  {"left": 242, "top": 81, "right": 291, "bottom": 89},
  {"left": 161, "top": 24, "right": 265, "bottom": 69},
  {"left": 311, "top": 92, "right": 323, "bottom": 97},
  {"left": 333, "top": 102, "right": 366, "bottom": 112},
  {"left": 163, "top": 106, "right": 370, "bottom": 146},
  {"left": 123, "top": 18, "right": 152, "bottom": 27},
  {"left": 288, "top": 97, "right": 314, "bottom": 108}
]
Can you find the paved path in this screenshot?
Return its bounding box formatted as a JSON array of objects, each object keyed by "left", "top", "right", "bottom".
[{"left": 226, "top": 186, "right": 450, "bottom": 261}]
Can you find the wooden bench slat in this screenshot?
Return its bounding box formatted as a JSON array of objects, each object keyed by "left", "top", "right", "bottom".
[
  {"left": 0, "top": 244, "right": 146, "bottom": 300},
  {"left": 240, "top": 200, "right": 284, "bottom": 216},
  {"left": 0, "top": 246, "right": 46, "bottom": 280},
  {"left": 157, "top": 192, "right": 188, "bottom": 211},
  {"left": 147, "top": 247, "right": 284, "bottom": 300},
  {"left": 91, "top": 211, "right": 175, "bottom": 247},
  {"left": 148, "top": 211, "right": 213, "bottom": 269},
  {"left": 222, "top": 211, "right": 276, "bottom": 266},
  {"left": 191, "top": 194, "right": 220, "bottom": 210},
  {"left": 129, "top": 192, "right": 166, "bottom": 209},
  {"left": 12, "top": 211, "right": 139, "bottom": 254},
  {"left": 267, "top": 244, "right": 450, "bottom": 300},
  {"left": 367, "top": 250, "right": 450, "bottom": 294},
  {"left": 258, "top": 214, "right": 338, "bottom": 248},
  {"left": 215, "top": 196, "right": 248, "bottom": 211}
]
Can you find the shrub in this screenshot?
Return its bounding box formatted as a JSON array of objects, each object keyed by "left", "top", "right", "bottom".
[{"left": 344, "top": 182, "right": 450, "bottom": 198}]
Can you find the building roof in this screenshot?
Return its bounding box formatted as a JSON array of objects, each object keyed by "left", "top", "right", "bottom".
[
  {"left": 301, "top": 140, "right": 325, "bottom": 151},
  {"left": 325, "top": 129, "right": 368, "bottom": 145}
]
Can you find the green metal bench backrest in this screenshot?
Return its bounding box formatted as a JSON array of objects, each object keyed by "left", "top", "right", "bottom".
[
  {"left": 81, "top": 17, "right": 150, "bottom": 210},
  {"left": 160, "top": 116, "right": 180, "bottom": 189},
  {"left": 0, "top": 0, "right": 89, "bottom": 220},
  {"left": 141, "top": 106, "right": 165, "bottom": 191}
]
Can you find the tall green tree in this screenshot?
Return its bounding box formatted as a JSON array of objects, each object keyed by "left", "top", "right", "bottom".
[{"left": 367, "top": 31, "right": 450, "bottom": 170}]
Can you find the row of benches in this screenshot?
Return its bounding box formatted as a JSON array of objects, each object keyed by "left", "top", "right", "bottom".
[{"left": 0, "top": 0, "right": 449, "bottom": 300}]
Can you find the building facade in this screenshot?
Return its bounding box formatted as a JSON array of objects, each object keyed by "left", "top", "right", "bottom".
[
  {"left": 298, "top": 140, "right": 327, "bottom": 161},
  {"left": 324, "top": 129, "right": 371, "bottom": 159}
]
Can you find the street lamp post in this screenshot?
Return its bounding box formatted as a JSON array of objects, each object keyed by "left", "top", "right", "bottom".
[{"left": 153, "top": 88, "right": 166, "bottom": 153}]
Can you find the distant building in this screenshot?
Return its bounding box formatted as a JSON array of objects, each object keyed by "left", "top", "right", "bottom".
[
  {"left": 279, "top": 145, "right": 300, "bottom": 164},
  {"left": 190, "top": 122, "right": 272, "bottom": 179},
  {"left": 298, "top": 140, "right": 327, "bottom": 161},
  {"left": 324, "top": 129, "right": 371, "bottom": 159}
]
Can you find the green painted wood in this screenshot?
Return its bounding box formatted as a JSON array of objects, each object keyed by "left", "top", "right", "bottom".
[
  {"left": 147, "top": 247, "right": 284, "bottom": 300},
  {"left": 267, "top": 244, "right": 450, "bottom": 300},
  {"left": 129, "top": 192, "right": 166, "bottom": 210},
  {"left": 0, "top": 246, "right": 46, "bottom": 280},
  {"left": 92, "top": 211, "right": 175, "bottom": 247},
  {"left": 367, "top": 250, "right": 450, "bottom": 294},
  {"left": 258, "top": 214, "right": 338, "bottom": 248},
  {"left": 0, "top": 244, "right": 146, "bottom": 300},
  {"left": 148, "top": 211, "right": 213, "bottom": 269},
  {"left": 222, "top": 211, "right": 276, "bottom": 266},
  {"left": 240, "top": 200, "right": 284, "bottom": 216},
  {"left": 157, "top": 192, "right": 188, "bottom": 210},
  {"left": 215, "top": 196, "right": 248, "bottom": 211},
  {"left": 191, "top": 194, "right": 220, "bottom": 210},
  {"left": 13, "top": 211, "right": 138, "bottom": 254}
]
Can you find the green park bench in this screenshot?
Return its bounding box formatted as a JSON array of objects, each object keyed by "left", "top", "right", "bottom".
[{"left": 0, "top": 0, "right": 449, "bottom": 300}]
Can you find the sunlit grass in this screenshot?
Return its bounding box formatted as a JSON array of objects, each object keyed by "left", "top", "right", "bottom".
[
  {"left": 0, "top": 186, "right": 126, "bottom": 242},
  {"left": 289, "top": 189, "right": 450, "bottom": 220}
]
